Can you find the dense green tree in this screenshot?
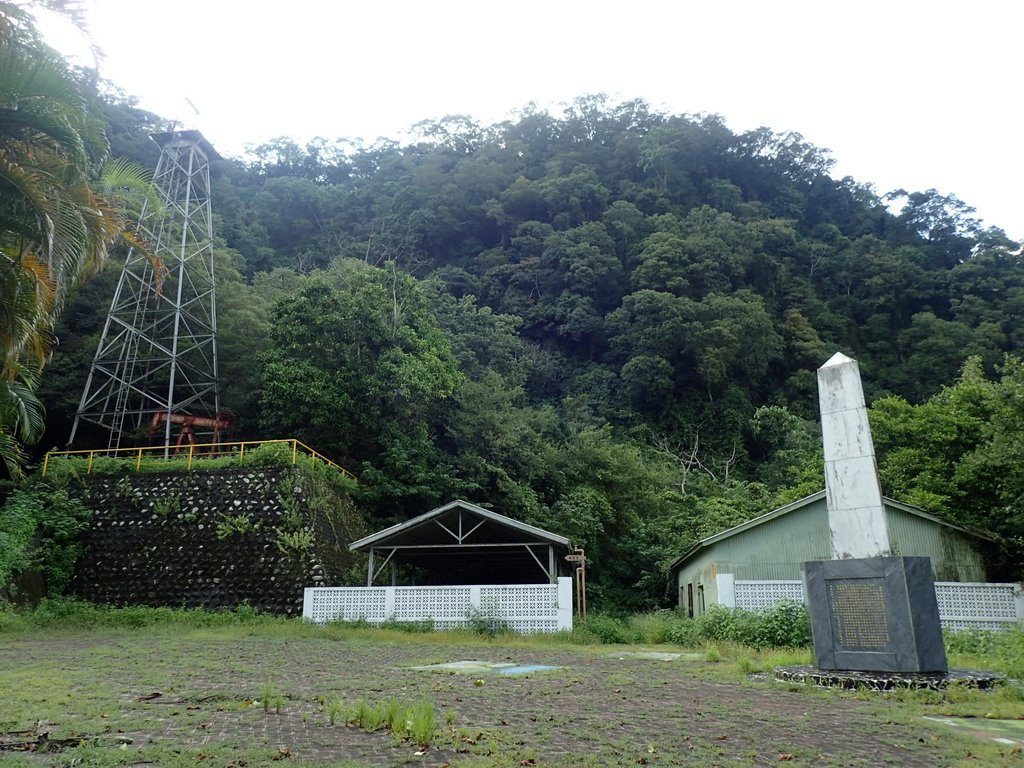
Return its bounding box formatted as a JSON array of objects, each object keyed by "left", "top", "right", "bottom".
[
  {"left": 256, "top": 260, "right": 462, "bottom": 519},
  {"left": 30, "top": 88, "right": 1024, "bottom": 602},
  {"left": 870, "top": 357, "right": 1024, "bottom": 575}
]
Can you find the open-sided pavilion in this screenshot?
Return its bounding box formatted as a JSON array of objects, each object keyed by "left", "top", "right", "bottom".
[{"left": 348, "top": 500, "right": 570, "bottom": 585}]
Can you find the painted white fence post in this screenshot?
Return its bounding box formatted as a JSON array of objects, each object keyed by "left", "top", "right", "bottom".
[
  {"left": 469, "top": 585, "right": 481, "bottom": 617},
  {"left": 556, "top": 576, "right": 573, "bottom": 630},
  {"left": 383, "top": 586, "right": 396, "bottom": 620},
  {"left": 716, "top": 573, "right": 736, "bottom": 608},
  {"left": 302, "top": 587, "right": 315, "bottom": 620},
  {"left": 1016, "top": 583, "right": 1024, "bottom": 621}
]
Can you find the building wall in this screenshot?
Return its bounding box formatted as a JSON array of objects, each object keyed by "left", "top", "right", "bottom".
[
  {"left": 676, "top": 499, "right": 831, "bottom": 614},
  {"left": 674, "top": 497, "right": 989, "bottom": 614},
  {"left": 886, "top": 506, "right": 988, "bottom": 582}
]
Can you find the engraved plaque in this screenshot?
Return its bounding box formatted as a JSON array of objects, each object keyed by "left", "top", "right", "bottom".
[
  {"left": 804, "top": 557, "right": 947, "bottom": 673},
  {"left": 827, "top": 581, "right": 890, "bottom": 648}
]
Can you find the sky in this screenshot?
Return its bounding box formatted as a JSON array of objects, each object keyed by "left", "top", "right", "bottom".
[{"left": 40, "top": 0, "right": 1022, "bottom": 240}]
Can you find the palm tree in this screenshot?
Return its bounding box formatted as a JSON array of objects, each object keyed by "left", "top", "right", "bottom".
[{"left": 0, "top": 2, "right": 153, "bottom": 477}]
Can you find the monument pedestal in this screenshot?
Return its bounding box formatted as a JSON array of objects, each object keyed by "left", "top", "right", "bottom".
[{"left": 804, "top": 556, "right": 948, "bottom": 673}]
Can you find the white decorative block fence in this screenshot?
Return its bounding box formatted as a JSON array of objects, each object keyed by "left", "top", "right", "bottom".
[
  {"left": 302, "top": 578, "right": 573, "bottom": 633},
  {"left": 934, "top": 582, "right": 1024, "bottom": 631},
  {"left": 730, "top": 576, "right": 806, "bottom": 610},
  {"left": 716, "top": 575, "right": 1023, "bottom": 631}
]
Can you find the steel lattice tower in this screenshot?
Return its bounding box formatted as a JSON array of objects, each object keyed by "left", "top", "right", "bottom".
[{"left": 70, "top": 130, "right": 223, "bottom": 450}]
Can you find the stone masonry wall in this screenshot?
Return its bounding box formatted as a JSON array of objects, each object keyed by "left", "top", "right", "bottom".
[{"left": 69, "top": 466, "right": 357, "bottom": 614}]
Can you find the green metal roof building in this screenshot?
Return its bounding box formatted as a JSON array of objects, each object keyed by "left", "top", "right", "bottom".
[{"left": 669, "top": 491, "right": 993, "bottom": 616}]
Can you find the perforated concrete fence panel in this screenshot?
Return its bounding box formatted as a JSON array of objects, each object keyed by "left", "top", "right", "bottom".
[
  {"left": 480, "top": 585, "right": 565, "bottom": 619},
  {"left": 934, "top": 582, "right": 1023, "bottom": 631},
  {"left": 393, "top": 586, "right": 472, "bottom": 623},
  {"left": 734, "top": 579, "right": 806, "bottom": 610},
  {"left": 304, "top": 587, "right": 389, "bottom": 623},
  {"left": 303, "top": 578, "right": 573, "bottom": 633},
  {"left": 719, "top": 575, "right": 1022, "bottom": 631}
]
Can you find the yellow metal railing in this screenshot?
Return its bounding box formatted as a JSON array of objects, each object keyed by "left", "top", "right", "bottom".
[{"left": 42, "top": 438, "right": 356, "bottom": 480}]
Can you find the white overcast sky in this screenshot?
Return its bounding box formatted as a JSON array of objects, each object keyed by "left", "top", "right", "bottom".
[{"left": 40, "top": 0, "right": 1022, "bottom": 240}]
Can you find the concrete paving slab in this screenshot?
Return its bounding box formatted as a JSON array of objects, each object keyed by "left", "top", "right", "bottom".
[
  {"left": 409, "top": 660, "right": 562, "bottom": 675},
  {"left": 923, "top": 716, "right": 1024, "bottom": 745}
]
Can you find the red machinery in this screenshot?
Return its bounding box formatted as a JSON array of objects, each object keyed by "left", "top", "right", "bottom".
[{"left": 148, "top": 411, "right": 236, "bottom": 449}]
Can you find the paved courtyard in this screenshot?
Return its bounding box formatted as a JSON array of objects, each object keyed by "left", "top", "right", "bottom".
[{"left": 0, "top": 631, "right": 1006, "bottom": 766}]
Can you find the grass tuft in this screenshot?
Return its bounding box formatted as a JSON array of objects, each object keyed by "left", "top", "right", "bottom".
[{"left": 325, "top": 697, "right": 344, "bottom": 725}]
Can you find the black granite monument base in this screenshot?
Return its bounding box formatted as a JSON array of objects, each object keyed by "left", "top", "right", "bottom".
[
  {"left": 773, "top": 665, "right": 1002, "bottom": 691},
  {"left": 804, "top": 556, "right": 948, "bottom": 673}
]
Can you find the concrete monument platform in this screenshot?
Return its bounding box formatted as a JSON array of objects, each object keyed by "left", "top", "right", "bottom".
[{"left": 774, "top": 665, "right": 1003, "bottom": 691}]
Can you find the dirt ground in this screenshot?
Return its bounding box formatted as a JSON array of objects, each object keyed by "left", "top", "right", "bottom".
[{"left": 0, "top": 631, "right": 1015, "bottom": 767}]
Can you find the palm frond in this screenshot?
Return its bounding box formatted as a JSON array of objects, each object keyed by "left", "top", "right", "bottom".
[{"left": 0, "top": 2, "right": 131, "bottom": 475}]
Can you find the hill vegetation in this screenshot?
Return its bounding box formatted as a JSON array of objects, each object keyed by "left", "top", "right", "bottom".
[{"left": 12, "top": 70, "right": 1024, "bottom": 608}]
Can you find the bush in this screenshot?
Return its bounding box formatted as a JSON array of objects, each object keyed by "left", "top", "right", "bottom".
[
  {"left": 0, "top": 599, "right": 287, "bottom": 632},
  {"left": 751, "top": 601, "right": 812, "bottom": 649},
  {"left": 575, "top": 614, "right": 637, "bottom": 644},
  {"left": 466, "top": 603, "right": 509, "bottom": 638},
  {"left": 628, "top": 610, "right": 675, "bottom": 644},
  {"left": 0, "top": 483, "right": 91, "bottom": 600},
  {"left": 946, "top": 623, "right": 1024, "bottom": 678},
  {"left": 664, "top": 616, "right": 701, "bottom": 647},
  {"left": 568, "top": 606, "right": 812, "bottom": 649},
  {"left": 694, "top": 605, "right": 754, "bottom": 644},
  {"left": 694, "top": 602, "right": 811, "bottom": 649},
  {"left": 379, "top": 616, "right": 435, "bottom": 633}
]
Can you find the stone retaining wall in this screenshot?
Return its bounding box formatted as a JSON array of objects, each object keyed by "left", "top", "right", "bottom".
[{"left": 69, "top": 466, "right": 358, "bottom": 614}]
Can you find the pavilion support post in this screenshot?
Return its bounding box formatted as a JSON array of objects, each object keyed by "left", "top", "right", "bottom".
[
  {"left": 548, "top": 545, "right": 555, "bottom": 584},
  {"left": 366, "top": 549, "right": 375, "bottom": 587}
]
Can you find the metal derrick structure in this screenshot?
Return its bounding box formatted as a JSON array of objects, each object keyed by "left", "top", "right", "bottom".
[{"left": 71, "top": 130, "right": 226, "bottom": 450}]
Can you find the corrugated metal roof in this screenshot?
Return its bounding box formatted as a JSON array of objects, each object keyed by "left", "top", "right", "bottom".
[
  {"left": 669, "top": 490, "right": 994, "bottom": 573},
  {"left": 349, "top": 499, "right": 571, "bottom": 551}
]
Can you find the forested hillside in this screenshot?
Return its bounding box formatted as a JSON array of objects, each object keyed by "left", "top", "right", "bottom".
[{"left": 41, "top": 93, "right": 1024, "bottom": 608}]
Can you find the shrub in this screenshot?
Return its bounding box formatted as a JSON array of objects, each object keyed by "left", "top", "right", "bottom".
[
  {"left": 0, "top": 599, "right": 287, "bottom": 632},
  {"left": 693, "top": 605, "right": 750, "bottom": 643},
  {"left": 16, "top": 597, "right": 104, "bottom": 627},
  {"left": 629, "top": 610, "right": 675, "bottom": 644},
  {"left": 273, "top": 527, "right": 314, "bottom": 555},
  {"left": 751, "top": 601, "right": 811, "bottom": 648},
  {"left": 946, "top": 623, "right": 1024, "bottom": 678},
  {"left": 379, "top": 616, "right": 434, "bottom": 633},
  {"left": 664, "top": 615, "right": 701, "bottom": 647},
  {"left": 216, "top": 513, "right": 253, "bottom": 539},
  {"left": 0, "top": 484, "right": 91, "bottom": 600},
  {"left": 245, "top": 442, "right": 295, "bottom": 467},
  {"left": 576, "top": 614, "right": 637, "bottom": 644},
  {"left": 466, "top": 602, "right": 508, "bottom": 638},
  {"left": 693, "top": 602, "right": 811, "bottom": 649}
]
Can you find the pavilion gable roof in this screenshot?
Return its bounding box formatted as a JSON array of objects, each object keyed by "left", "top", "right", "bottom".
[{"left": 348, "top": 500, "right": 571, "bottom": 551}]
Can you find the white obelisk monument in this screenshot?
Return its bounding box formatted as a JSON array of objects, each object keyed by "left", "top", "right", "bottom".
[{"left": 817, "top": 352, "right": 892, "bottom": 559}]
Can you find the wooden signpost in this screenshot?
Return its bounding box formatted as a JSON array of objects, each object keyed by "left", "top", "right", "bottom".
[{"left": 565, "top": 548, "right": 586, "bottom": 620}]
